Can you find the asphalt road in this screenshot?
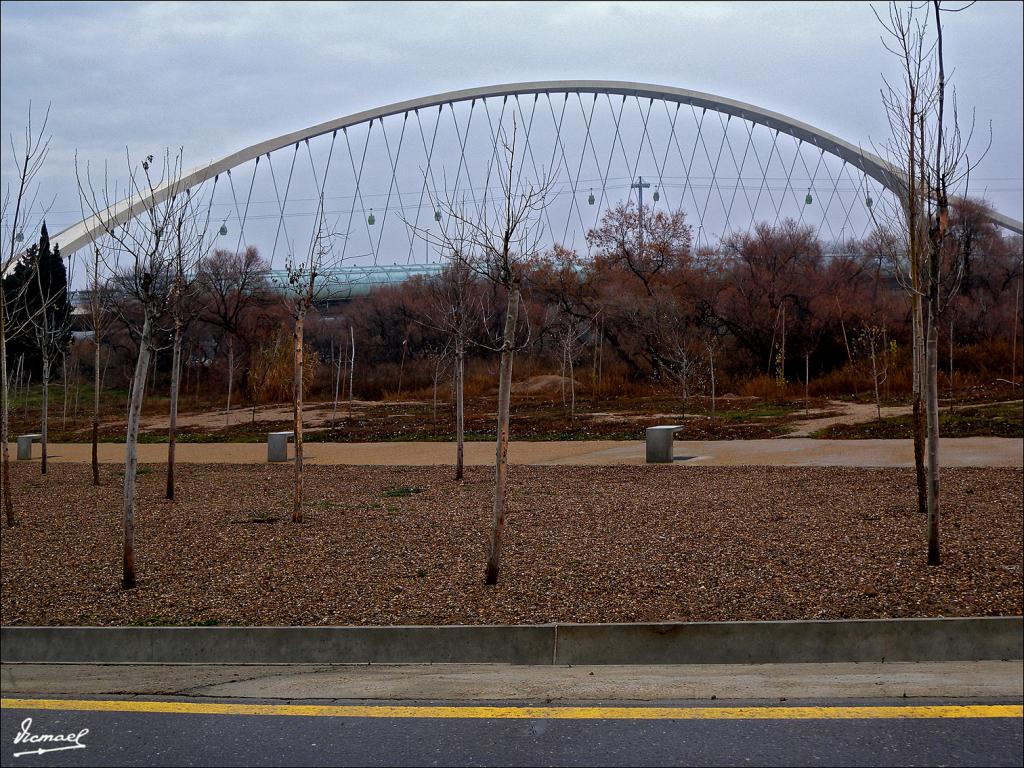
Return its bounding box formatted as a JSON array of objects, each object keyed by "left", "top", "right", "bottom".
[{"left": 2, "top": 698, "right": 1021, "bottom": 767}]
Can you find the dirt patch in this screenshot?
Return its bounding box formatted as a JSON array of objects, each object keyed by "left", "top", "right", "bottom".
[
  {"left": 511, "top": 375, "right": 582, "bottom": 396},
  {"left": 797, "top": 399, "right": 1024, "bottom": 438},
  {"left": 3, "top": 463, "right": 1020, "bottom": 626},
  {"left": 785, "top": 400, "right": 915, "bottom": 437},
  {"left": 816, "top": 401, "right": 1024, "bottom": 439},
  {"left": 14, "top": 380, "right": 1022, "bottom": 445}
]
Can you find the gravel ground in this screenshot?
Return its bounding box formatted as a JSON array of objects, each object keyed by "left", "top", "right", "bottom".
[{"left": 2, "top": 463, "right": 1021, "bottom": 626}]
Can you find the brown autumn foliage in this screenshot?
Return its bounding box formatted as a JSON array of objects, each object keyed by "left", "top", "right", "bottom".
[{"left": 71, "top": 200, "right": 1021, "bottom": 406}]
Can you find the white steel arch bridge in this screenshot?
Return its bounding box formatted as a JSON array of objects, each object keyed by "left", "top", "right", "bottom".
[{"left": 54, "top": 80, "right": 1024, "bottom": 278}]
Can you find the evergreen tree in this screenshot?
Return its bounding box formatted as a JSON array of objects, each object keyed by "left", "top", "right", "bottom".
[{"left": 2, "top": 222, "right": 72, "bottom": 376}]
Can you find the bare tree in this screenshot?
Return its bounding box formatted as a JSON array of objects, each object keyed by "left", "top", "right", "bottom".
[
  {"left": 330, "top": 331, "right": 344, "bottom": 427},
  {"left": 347, "top": 324, "right": 356, "bottom": 418},
  {"left": 660, "top": 313, "right": 702, "bottom": 421},
  {"left": 166, "top": 190, "right": 214, "bottom": 500},
  {"left": 591, "top": 310, "right": 605, "bottom": 397},
  {"left": 197, "top": 246, "right": 269, "bottom": 428},
  {"left": 874, "top": 3, "right": 933, "bottom": 526},
  {"left": 875, "top": 1, "right": 988, "bottom": 564},
  {"left": 550, "top": 309, "right": 588, "bottom": 420},
  {"left": 1013, "top": 275, "right": 1021, "bottom": 388},
  {"left": 82, "top": 243, "right": 110, "bottom": 485},
  {"left": 78, "top": 147, "right": 201, "bottom": 588},
  {"left": 395, "top": 337, "right": 409, "bottom": 400},
  {"left": 858, "top": 324, "right": 890, "bottom": 420},
  {"left": 20, "top": 223, "right": 73, "bottom": 475},
  {"left": 418, "top": 240, "right": 482, "bottom": 479},
  {"left": 425, "top": 117, "right": 553, "bottom": 585},
  {"left": 702, "top": 331, "right": 721, "bottom": 425},
  {"left": 919, "top": 0, "right": 988, "bottom": 563},
  {"left": 422, "top": 343, "right": 450, "bottom": 424},
  {"left": 276, "top": 205, "right": 338, "bottom": 522},
  {"left": 224, "top": 337, "right": 237, "bottom": 426},
  {"left": 2, "top": 103, "right": 52, "bottom": 526}
]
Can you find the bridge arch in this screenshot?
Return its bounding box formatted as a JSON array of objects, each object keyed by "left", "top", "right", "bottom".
[{"left": 54, "top": 80, "right": 1023, "bottom": 256}]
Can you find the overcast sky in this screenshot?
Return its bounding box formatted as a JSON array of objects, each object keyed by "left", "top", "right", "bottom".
[{"left": 2, "top": 0, "right": 1022, "bottom": 239}]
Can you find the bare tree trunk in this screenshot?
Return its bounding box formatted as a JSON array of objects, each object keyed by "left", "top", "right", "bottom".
[
  {"left": 560, "top": 343, "right": 567, "bottom": 407},
  {"left": 883, "top": 326, "right": 891, "bottom": 402},
  {"left": 871, "top": 337, "right": 882, "bottom": 420},
  {"left": 293, "top": 311, "right": 305, "bottom": 523},
  {"left": 61, "top": 353, "right": 69, "bottom": 432},
  {"left": 396, "top": 339, "right": 408, "bottom": 401},
  {"left": 1012, "top": 277, "right": 1020, "bottom": 387},
  {"left": 569, "top": 349, "right": 576, "bottom": 420},
  {"left": 838, "top": 305, "right": 853, "bottom": 365},
  {"left": 166, "top": 323, "right": 182, "bottom": 500},
  {"left": 948, "top": 319, "right": 954, "bottom": 408},
  {"left": 911, "top": 282, "right": 928, "bottom": 521},
  {"left": 432, "top": 359, "right": 439, "bottom": 423},
  {"left": 912, "top": 335, "right": 927, "bottom": 519},
  {"left": 92, "top": 337, "right": 101, "bottom": 486},
  {"left": 348, "top": 325, "right": 355, "bottom": 418},
  {"left": 455, "top": 335, "right": 465, "bottom": 481},
  {"left": 926, "top": 292, "right": 941, "bottom": 564},
  {"left": 911, "top": 110, "right": 930, "bottom": 525},
  {"left": 485, "top": 283, "right": 520, "bottom": 586},
  {"left": 804, "top": 353, "right": 810, "bottom": 416},
  {"left": 926, "top": 2, "right": 945, "bottom": 567},
  {"left": 1, "top": 299, "right": 14, "bottom": 526},
  {"left": 680, "top": 360, "right": 688, "bottom": 420},
  {"left": 41, "top": 357, "right": 50, "bottom": 475},
  {"left": 123, "top": 313, "right": 153, "bottom": 589},
  {"left": 708, "top": 344, "right": 716, "bottom": 424},
  {"left": 74, "top": 357, "right": 81, "bottom": 419},
  {"left": 225, "top": 336, "right": 234, "bottom": 428},
  {"left": 332, "top": 336, "right": 342, "bottom": 428},
  {"left": 780, "top": 306, "right": 786, "bottom": 384}
]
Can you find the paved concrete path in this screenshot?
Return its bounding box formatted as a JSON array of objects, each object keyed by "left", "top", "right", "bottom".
[
  {"left": 3, "top": 662, "right": 1022, "bottom": 701},
  {"left": 10, "top": 437, "right": 1023, "bottom": 467}
]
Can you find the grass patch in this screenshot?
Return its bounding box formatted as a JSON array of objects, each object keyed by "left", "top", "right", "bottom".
[
  {"left": 383, "top": 486, "right": 423, "bottom": 498},
  {"left": 7, "top": 385, "right": 130, "bottom": 411},
  {"left": 814, "top": 402, "right": 1023, "bottom": 439},
  {"left": 715, "top": 404, "right": 798, "bottom": 421},
  {"left": 117, "top": 466, "right": 155, "bottom": 476}
]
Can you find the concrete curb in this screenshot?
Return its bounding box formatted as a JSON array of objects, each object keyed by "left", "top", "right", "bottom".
[
  {"left": 2, "top": 617, "right": 1020, "bottom": 665},
  {"left": 0, "top": 625, "right": 554, "bottom": 665},
  {"left": 553, "top": 617, "right": 1024, "bottom": 664}
]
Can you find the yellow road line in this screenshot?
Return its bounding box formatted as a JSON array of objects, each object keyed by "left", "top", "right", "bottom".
[{"left": 2, "top": 699, "right": 1021, "bottom": 720}]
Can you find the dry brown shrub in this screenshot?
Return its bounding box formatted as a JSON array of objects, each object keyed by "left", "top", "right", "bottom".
[{"left": 249, "top": 329, "right": 320, "bottom": 402}]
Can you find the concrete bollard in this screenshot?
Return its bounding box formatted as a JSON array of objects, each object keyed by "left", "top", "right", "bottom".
[
  {"left": 646, "top": 425, "right": 682, "bottom": 463},
  {"left": 267, "top": 431, "right": 295, "bottom": 462},
  {"left": 17, "top": 433, "right": 43, "bottom": 460}
]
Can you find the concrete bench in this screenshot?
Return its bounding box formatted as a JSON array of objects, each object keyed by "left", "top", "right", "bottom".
[
  {"left": 17, "top": 433, "right": 43, "bottom": 460},
  {"left": 267, "top": 431, "right": 295, "bottom": 462},
  {"left": 645, "top": 425, "right": 683, "bottom": 463}
]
